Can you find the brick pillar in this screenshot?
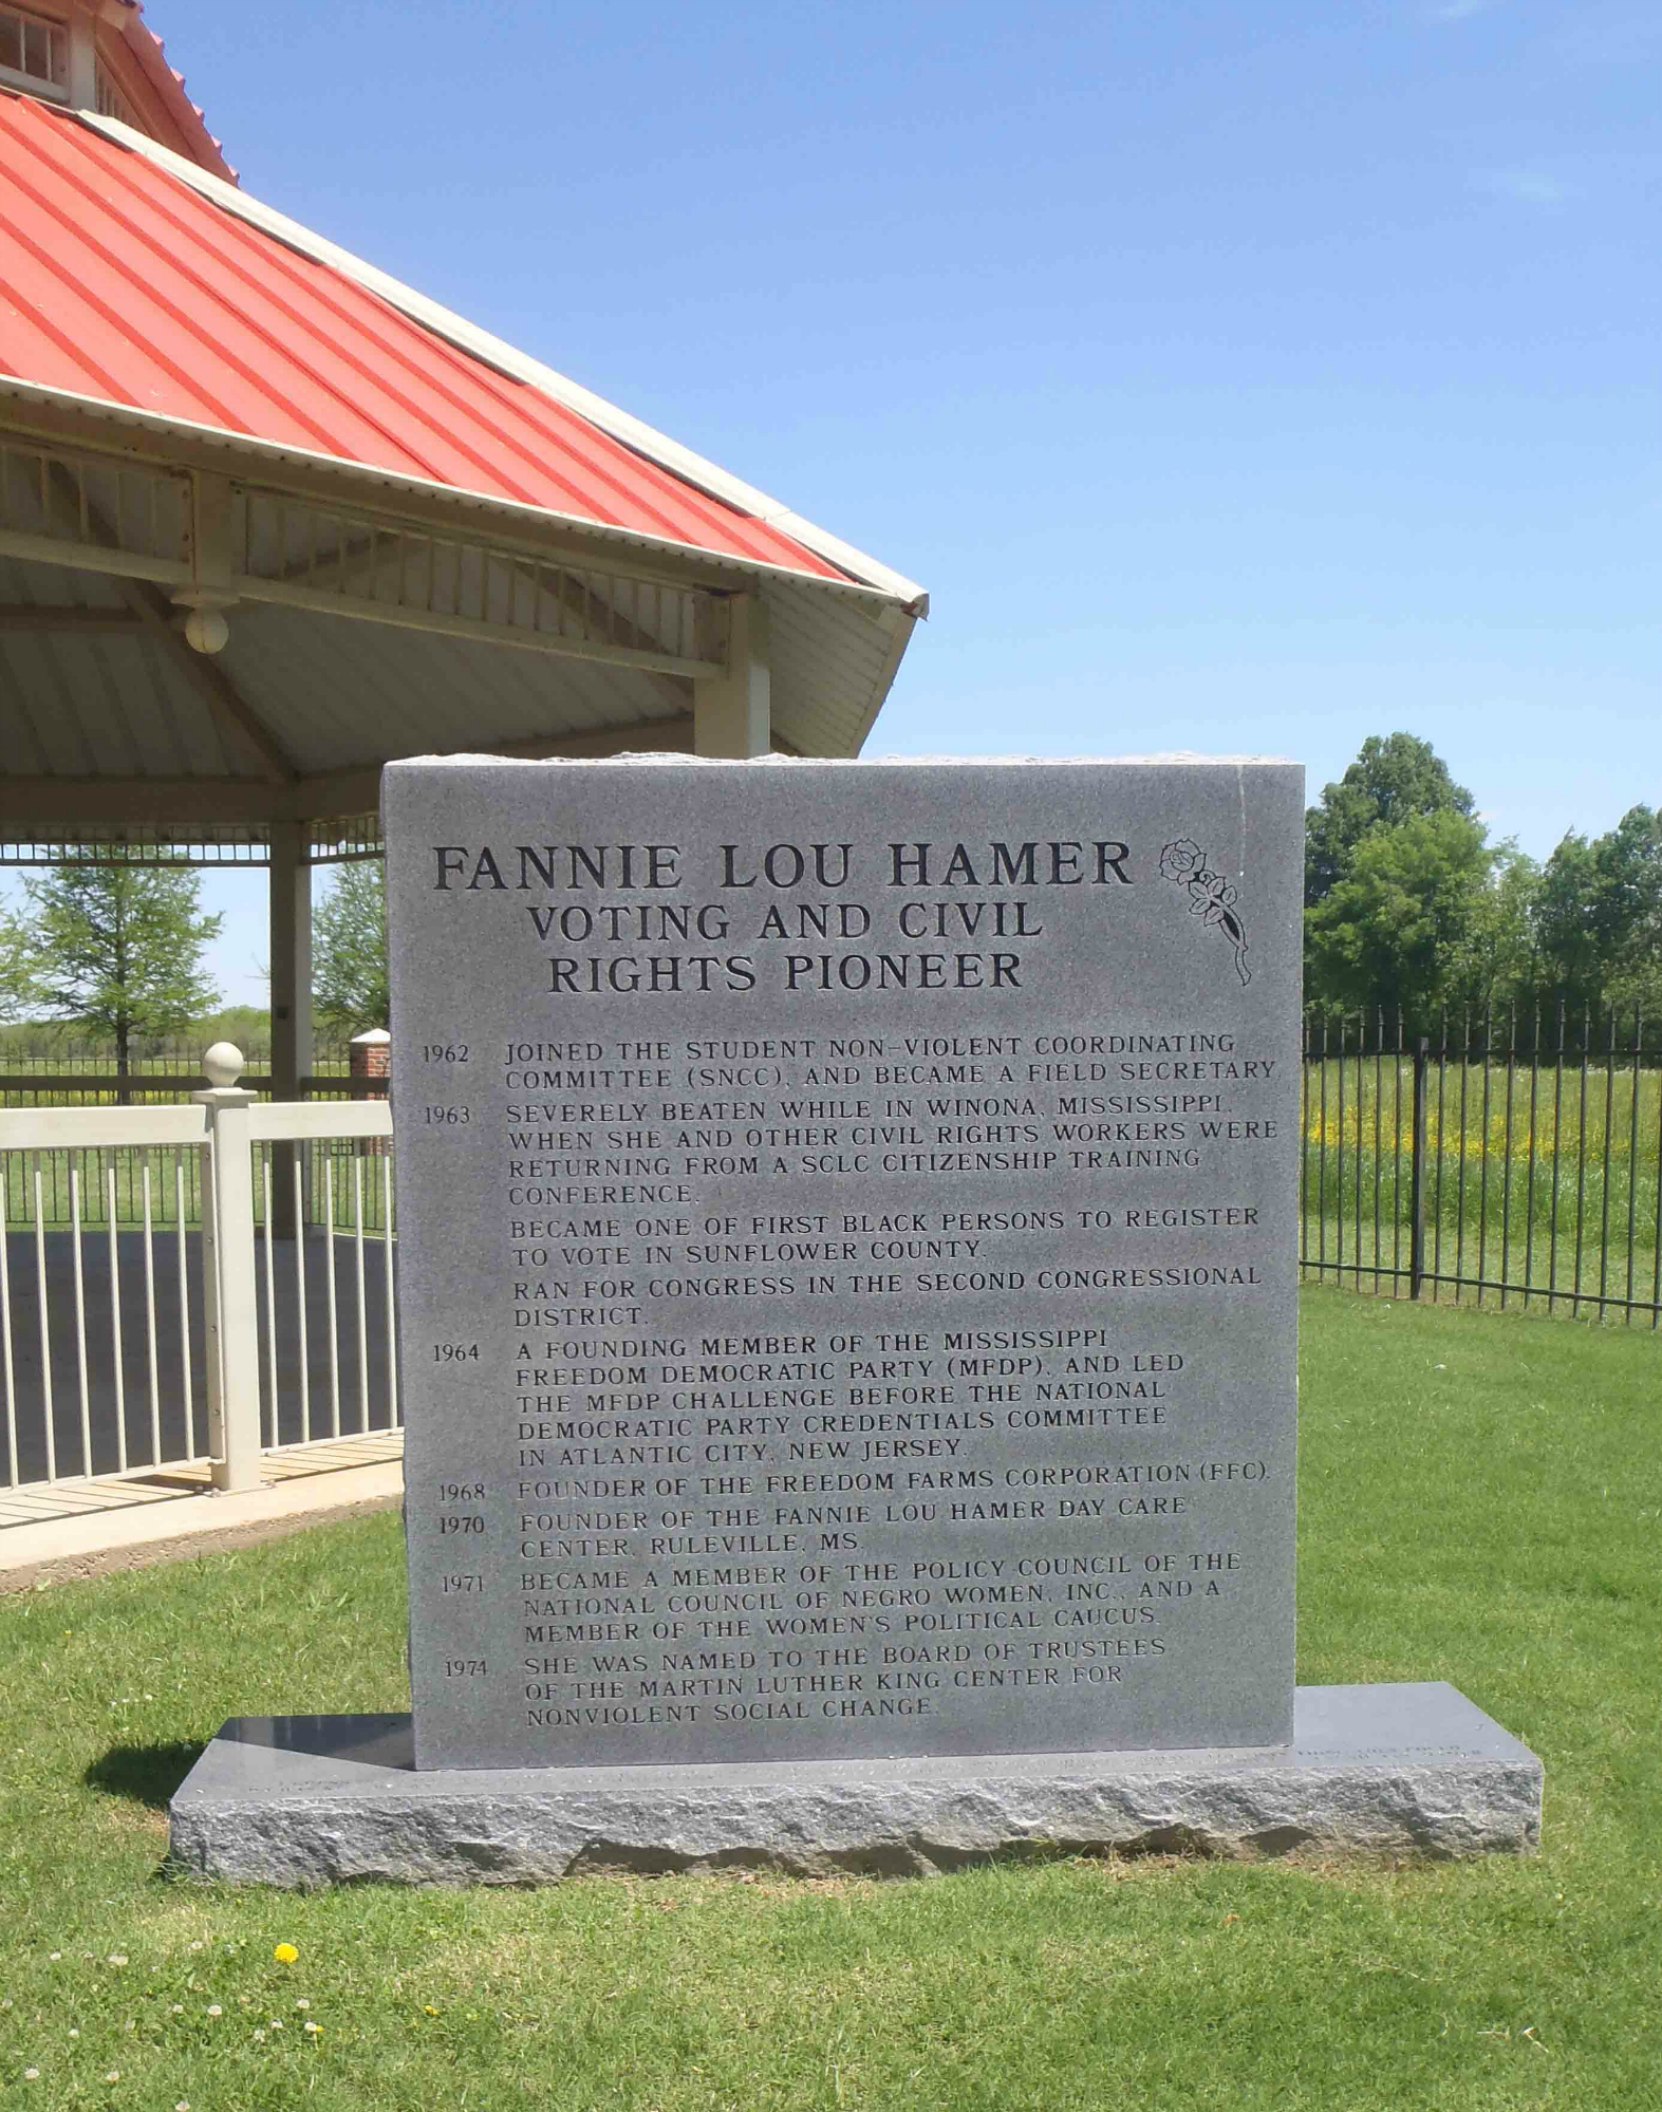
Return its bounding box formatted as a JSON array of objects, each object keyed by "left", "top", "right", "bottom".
[{"left": 350, "top": 1028, "right": 391, "bottom": 1153}]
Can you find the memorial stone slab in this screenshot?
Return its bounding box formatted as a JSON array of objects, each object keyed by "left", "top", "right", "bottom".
[
  {"left": 168, "top": 750, "right": 1545, "bottom": 1882},
  {"left": 382, "top": 756, "right": 1305, "bottom": 1772}
]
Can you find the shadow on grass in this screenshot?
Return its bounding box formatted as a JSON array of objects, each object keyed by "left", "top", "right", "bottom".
[{"left": 85, "top": 1740, "right": 204, "bottom": 1811}]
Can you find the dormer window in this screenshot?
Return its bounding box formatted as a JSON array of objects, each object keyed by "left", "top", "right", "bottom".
[{"left": 0, "top": 5, "right": 67, "bottom": 97}]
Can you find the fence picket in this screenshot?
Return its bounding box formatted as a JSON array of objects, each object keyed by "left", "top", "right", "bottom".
[{"left": 1626, "top": 1008, "right": 1643, "bottom": 1326}]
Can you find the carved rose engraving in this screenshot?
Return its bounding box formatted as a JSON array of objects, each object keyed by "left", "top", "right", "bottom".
[{"left": 1158, "top": 838, "right": 1252, "bottom": 987}]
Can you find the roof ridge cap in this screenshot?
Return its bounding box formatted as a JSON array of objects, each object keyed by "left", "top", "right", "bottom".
[{"left": 72, "top": 110, "right": 926, "bottom": 611}]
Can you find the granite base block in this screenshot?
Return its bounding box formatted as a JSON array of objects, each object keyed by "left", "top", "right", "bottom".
[{"left": 167, "top": 1683, "right": 1542, "bottom": 1886}]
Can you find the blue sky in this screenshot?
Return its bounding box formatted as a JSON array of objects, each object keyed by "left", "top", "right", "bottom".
[{"left": 60, "top": 1, "right": 1662, "bottom": 1004}]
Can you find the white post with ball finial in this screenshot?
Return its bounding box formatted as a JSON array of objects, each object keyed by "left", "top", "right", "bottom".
[{"left": 194, "top": 1043, "right": 263, "bottom": 1492}]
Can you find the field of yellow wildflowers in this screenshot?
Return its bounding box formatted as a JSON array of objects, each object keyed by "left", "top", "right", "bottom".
[{"left": 1301, "top": 1054, "right": 1662, "bottom": 1318}]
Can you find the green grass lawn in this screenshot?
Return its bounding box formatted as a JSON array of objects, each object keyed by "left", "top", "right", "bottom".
[{"left": 1, "top": 1289, "right": 1658, "bottom": 2111}]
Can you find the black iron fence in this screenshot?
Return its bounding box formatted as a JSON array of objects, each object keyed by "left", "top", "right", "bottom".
[
  {"left": 0, "top": 1041, "right": 391, "bottom": 1236},
  {"left": 0, "top": 1040, "right": 359, "bottom": 1108},
  {"left": 1301, "top": 1007, "right": 1662, "bottom": 1326}
]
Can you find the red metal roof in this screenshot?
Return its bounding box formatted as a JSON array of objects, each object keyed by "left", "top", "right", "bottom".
[{"left": 0, "top": 95, "right": 850, "bottom": 584}]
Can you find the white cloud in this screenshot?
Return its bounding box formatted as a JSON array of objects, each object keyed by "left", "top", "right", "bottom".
[{"left": 1424, "top": 0, "right": 1506, "bottom": 21}]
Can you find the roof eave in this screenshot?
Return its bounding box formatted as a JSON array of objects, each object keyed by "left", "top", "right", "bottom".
[{"left": 0, "top": 373, "right": 922, "bottom": 614}]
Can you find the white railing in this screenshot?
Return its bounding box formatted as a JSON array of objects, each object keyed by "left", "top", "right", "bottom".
[{"left": 0, "top": 1043, "right": 398, "bottom": 1497}]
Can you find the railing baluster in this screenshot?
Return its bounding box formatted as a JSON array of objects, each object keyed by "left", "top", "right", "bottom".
[
  {"left": 325, "top": 1153, "right": 342, "bottom": 1439},
  {"left": 0, "top": 1174, "right": 16, "bottom": 1487},
  {"left": 33, "top": 1159, "right": 54, "bottom": 1483},
  {"left": 381, "top": 1154, "right": 398, "bottom": 1427},
  {"left": 293, "top": 1154, "right": 311, "bottom": 1445},
  {"left": 175, "top": 1152, "right": 195, "bottom": 1458},
  {"left": 353, "top": 1157, "right": 369, "bottom": 1433},
  {"left": 106, "top": 1156, "right": 127, "bottom": 1474},
  {"left": 141, "top": 1158, "right": 161, "bottom": 1469},
  {"left": 69, "top": 1158, "right": 91, "bottom": 1475},
  {"left": 260, "top": 1145, "right": 279, "bottom": 1449}
]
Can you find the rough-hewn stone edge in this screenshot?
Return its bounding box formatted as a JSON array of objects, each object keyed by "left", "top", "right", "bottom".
[{"left": 169, "top": 1753, "right": 1543, "bottom": 1887}]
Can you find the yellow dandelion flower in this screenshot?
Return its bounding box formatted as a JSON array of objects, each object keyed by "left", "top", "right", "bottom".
[{"left": 273, "top": 1943, "right": 299, "bottom": 1965}]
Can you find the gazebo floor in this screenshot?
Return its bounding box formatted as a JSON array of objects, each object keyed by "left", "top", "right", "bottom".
[{"left": 0, "top": 1428, "right": 404, "bottom": 1530}]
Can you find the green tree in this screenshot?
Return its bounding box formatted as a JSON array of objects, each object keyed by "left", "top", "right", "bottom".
[
  {"left": 0, "top": 904, "right": 33, "bottom": 1020},
  {"left": 1305, "top": 733, "right": 1475, "bottom": 909},
  {"left": 313, "top": 860, "right": 389, "bottom": 1035},
  {"left": 1534, "top": 806, "right": 1662, "bottom": 1022},
  {"left": 20, "top": 865, "right": 221, "bottom": 1097},
  {"left": 1453, "top": 843, "right": 1542, "bottom": 1013},
  {"left": 1305, "top": 808, "right": 1498, "bottom": 1024}
]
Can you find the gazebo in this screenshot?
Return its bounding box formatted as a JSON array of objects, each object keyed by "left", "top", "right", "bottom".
[{"left": 0, "top": 0, "right": 927, "bottom": 1112}]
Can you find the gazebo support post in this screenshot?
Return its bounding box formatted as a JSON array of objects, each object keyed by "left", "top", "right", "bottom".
[
  {"left": 268, "top": 818, "right": 313, "bottom": 1237},
  {"left": 693, "top": 593, "right": 771, "bottom": 758}
]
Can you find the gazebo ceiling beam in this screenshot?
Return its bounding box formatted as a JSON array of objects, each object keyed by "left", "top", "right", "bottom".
[
  {"left": 122, "top": 578, "right": 297, "bottom": 784},
  {"left": 263, "top": 532, "right": 691, "bottom": 666},
  {"left": 0, "top": 719, "right": 701, "bottom": 831},
  {"left": 237, "top": 578, "right": 720, "bottom": 681},
  {"left": 0, "top": 521, "right": 189, "bottom": 586},
  {"left": 29, "top": 456, "right": 298, "bottom": 785},
  {"left": 0, "top": 606, "right": 146, "bottom": 632},
  {"left": 0, "top": 520, "right": 729, "bottom": 684},
  {"left": 0, "top": 396, "right": 797, "bottom": 601}
]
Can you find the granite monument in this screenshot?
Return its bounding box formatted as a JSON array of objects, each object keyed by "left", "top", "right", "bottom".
[{"left": 168, "top": 757, "right": 1543, "bottom": 1881}]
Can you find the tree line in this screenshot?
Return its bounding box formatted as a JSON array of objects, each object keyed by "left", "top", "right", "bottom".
[
  {"left": 1, "top": 748, "right": 1656, "bottom": 1058},
  {"left": 0, "top": 861, "right": 386, "bottom": 1079},
  {"left": 1305, "top": 733, "right": 1661, "bottom": 1029}
]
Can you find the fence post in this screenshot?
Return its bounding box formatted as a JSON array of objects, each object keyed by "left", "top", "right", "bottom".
[
  {"left": 1409, "top": 1037, "right": 1430, "bottom": 1300},
  {"left": 193, "top": 1042, "right": 263, "bottom": 1492}
]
